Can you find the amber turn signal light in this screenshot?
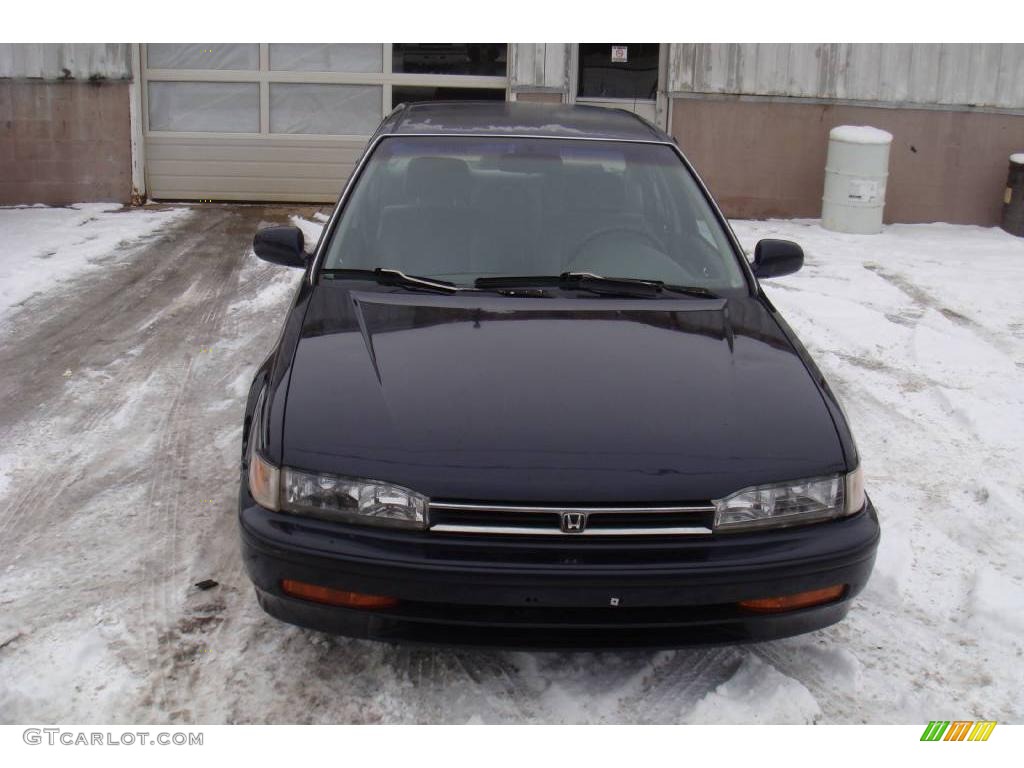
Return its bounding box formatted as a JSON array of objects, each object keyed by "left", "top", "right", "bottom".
[
  {"left": 738, "top": 585, "right": 846, "bottom": 613},
  {"left": 281, "top": 579, "right": 399, "bottom": 609}
]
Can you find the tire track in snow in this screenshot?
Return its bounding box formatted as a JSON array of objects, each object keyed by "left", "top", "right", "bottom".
[
  {"left": 614, "top": 647, "right": 743, "bottom": 722},
  {"left": 138, "top": 208, "right": 315, "bottom": 722},
  {"left": 0, "top": 210, "right": 218, "bottom": 544},
  {"left": 138, "top": 209, "right": 255, "bottom": 722},
  {"left": 864, "top": 262, "right": 1015, "bottom": 357}
]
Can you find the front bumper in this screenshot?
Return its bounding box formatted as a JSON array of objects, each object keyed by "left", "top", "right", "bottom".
[{"left": 239, "top": 492, "right": 880, "bottom": 649}]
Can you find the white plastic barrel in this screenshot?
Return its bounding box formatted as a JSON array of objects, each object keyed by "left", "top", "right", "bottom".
[{"left": 821, "top": 125, "right": 893, "bottom": 234}]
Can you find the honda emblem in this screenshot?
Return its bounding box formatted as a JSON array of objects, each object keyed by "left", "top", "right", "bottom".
[{"left": 561, "top": 511, "right": 587, "bottom": 533}]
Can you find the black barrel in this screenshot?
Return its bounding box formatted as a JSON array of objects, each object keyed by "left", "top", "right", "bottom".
[{"left": 1002, "top": 154, "right": 1024, "bottom": 237}]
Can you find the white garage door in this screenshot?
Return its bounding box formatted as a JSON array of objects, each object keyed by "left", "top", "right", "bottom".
[{"left": 142, "top": 44, "right": 508, "bottom": 202}]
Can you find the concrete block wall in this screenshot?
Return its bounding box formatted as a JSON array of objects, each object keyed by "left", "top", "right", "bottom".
[
  {"left": 0, "top": 80, "right": 133, "bottom": 205},
  {"left": 671, "top": 97, "right": 1024, "bottom": 225}
]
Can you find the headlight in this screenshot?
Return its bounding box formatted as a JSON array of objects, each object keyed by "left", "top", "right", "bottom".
[
  {"left": 713, "top": 467, "right": 865, "bottom": 532},
  {"left": 282, "top": 467, "right": 428, "bottom": 529}
]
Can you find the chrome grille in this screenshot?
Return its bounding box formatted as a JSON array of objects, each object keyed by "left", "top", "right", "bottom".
[{"left": 428, "top": 502, "right": 715, "bottom": 536}]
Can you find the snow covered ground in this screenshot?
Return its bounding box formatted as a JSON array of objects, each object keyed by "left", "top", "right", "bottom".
[
  {"left": 0, "top": 205, "right": 1021, "bottom": 724},
  {"left": 0, "top": 203, "right": 189, "bottom": 322}
]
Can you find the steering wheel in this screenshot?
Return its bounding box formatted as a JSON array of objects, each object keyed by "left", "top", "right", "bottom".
[{"left": 567, "top": 226, "right": 666, "bottom": 267}]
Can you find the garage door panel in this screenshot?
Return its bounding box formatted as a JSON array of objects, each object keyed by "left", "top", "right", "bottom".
[
  {"left": 149, "top": 172, "right": 353, "bottom": 190},
  {"left": 147, "top": 190, "right": 342, "bottom": 203},
  {"left": 146, "top": 159, "right": 356, "bottom": 180},
  {"left": 148, "top": 82, "right": 260, "bottom": 133},
  {"left": 269, "top": 44, "right": 383, "bottom": 73},
  {"left": 147, "top": 44, "right": 260, "bottom": 71},
  {"left": 148, "top": 175, "right": 347, "bottom": 200},
  {"left": 148, "top": 177, "right": 350, "bottom": 201},
  {"left": 141, "top": 43, "right": 508, "bottom": 202},
  {"left": 146, "top": 136, "right": 367, "bottom": 162},
  {"left": 269, "top": 83, "right": 383, "bottom": 135},
  {"left": 145, "top": 135, "right": 364, "bottom": 202}
]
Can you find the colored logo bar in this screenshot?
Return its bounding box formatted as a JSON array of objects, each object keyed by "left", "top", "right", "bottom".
[{"left": 920, "top": 721, "right": 997, "bottom": 741}]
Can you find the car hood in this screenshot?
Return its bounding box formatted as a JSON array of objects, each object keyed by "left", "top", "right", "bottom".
[{"left": 282, "top": 286, "right": 846, "bottom": 503}]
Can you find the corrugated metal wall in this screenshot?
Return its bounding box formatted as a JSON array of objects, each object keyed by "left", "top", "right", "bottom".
[
  {"left": 5, "top": 43, "right": 1023, "bottom": 108},
  {"left": 0, "top": 44, "right": 132, "bottom": 80},
  {"left": 668, "top": 44, "right": 1024, "bottom": 109}
]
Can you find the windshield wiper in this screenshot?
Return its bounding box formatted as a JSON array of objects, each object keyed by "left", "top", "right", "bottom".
[
  {"left": 657, "top": 284, "right": 720, "bottom": 299},
  {"left": 474, "top": 272, "right": 718, "bottom": 299},
  {"left": 560, "top": 272, "right": 664, "bottom": 297},
  {"left": 321, "top": 268, "right": 461, "bottom": 294},
  {"left": 475, "top": 272, "right": 658, "bottom": 297}
]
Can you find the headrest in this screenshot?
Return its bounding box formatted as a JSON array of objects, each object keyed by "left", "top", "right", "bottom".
[
  {"left": 562, "top": 167, "right": 626, "bottom": 210},
  {"left": 404, "top": 156, "right": 471, "bottom": 204},
  {"left": 476, "top": 173, "right": 539, "bottom": 214}
]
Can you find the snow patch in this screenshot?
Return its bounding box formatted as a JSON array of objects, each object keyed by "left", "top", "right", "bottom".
[
  {"left": 228, "top": 369, "right": 254, "bottom": 399},
  {"left": 830, "top": 125, "right": 894, "bottom": 144},
  {"left": 228, "top": 252, "right": 302, "bottom": 315},
  {"left": 290, "top": 214, "right": 326, "bottom": 250},
  {"left": 0, "top": 619, "right": 27, "bottom": 650},
  {"left": 0, "top": 452, "right": 15, "bottom": 499},
  {"left": 865, "top": 486, "right": 915, "bottom": 603},
  {"left": 968, "top": 565, "right": 1024, "bottom": 635},
  {"left": 0, "top": 616, "right": 143, "bottom": 723},
  {"left": 688, "top": 655, "right": 821, "bottom": 724},
  {"left": 0, "top": 203, "right": 190, "bottom": 323}
]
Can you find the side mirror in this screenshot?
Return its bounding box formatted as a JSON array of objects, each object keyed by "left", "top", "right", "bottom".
[
  {"left": 253, "top": 226, "right": 306, "bottom": 268},
  {"left": 752, "top": 239, "right": 803, "bottom": 279}
]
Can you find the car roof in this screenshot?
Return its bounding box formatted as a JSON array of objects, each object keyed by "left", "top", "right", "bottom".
[{"left": 377, "top": 101, "right": 671, "bottom": 143}]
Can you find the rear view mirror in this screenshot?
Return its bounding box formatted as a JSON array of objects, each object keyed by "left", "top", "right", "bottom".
[
  {"left": 752, "top": 239, "right": 804, "bottom": 279},
  {"left": 253, "top": 226, "right": 306, "bottom": 268}
]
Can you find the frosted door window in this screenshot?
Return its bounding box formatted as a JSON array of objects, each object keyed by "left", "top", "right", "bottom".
[
  {"left": 147, "top": 44, "right": 259, "bottom": 70},
  {"left": 270, "top": 44, "right": 383, "bottom": 73},
  {"left": 270, "top": 84, "right": 382, "bottom": 135},
  {"left": 148, "top": 82, "right": 259, "bottom": 133}
]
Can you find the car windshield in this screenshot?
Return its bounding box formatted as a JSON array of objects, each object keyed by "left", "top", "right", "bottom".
[{"left": 323, "top": 136, "right": 746, "bottom": 291}]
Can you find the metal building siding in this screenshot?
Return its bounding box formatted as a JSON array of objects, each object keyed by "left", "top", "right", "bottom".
[
  {"left": 0, "top": 44, "right": 132, "bottom": 80},
  {"left": 668, "top": 43, "right": 1024, "bottom": 109},
  {"left": 510, "top": 44, "right": 572, "bottom": 91}
]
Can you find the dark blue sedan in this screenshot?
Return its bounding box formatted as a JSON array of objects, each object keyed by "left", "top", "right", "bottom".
[{"left": 238, "top": 101, "right": 879, "bottom": 647}]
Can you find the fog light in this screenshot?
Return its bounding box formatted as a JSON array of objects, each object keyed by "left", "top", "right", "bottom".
[
  {"left": 738, "top": 585, "right": 846, "bottom": 613},
  {"left": 281, "top": 579, "right": 399, "bottom": 609}
]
